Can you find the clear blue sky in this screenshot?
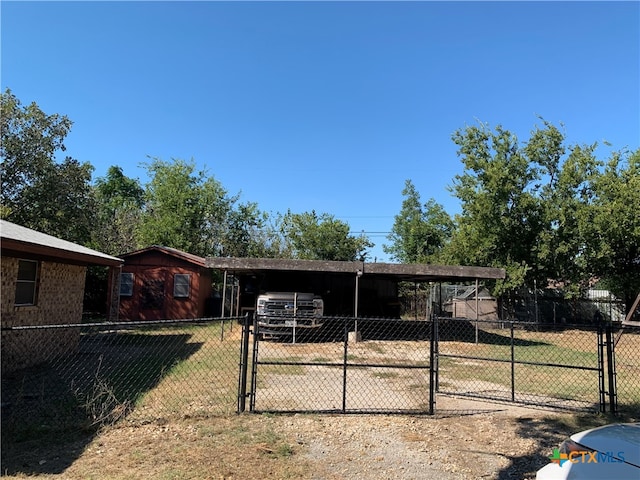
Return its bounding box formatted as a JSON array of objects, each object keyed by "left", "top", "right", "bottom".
[{"left": 2, "top": 1, "right": 639, "bottom": 262}]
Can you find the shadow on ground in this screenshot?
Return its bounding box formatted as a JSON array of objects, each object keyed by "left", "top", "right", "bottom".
[
  {"left": 1, "top": 331, "right": 202, "bottom": 475},
  {"left": 495, "top": 411, "right": 639, "bottom": 479}
]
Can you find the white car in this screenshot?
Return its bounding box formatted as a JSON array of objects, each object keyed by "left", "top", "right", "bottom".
[{"left": 536, "top": 423, "right": 640, "bottom": 479}]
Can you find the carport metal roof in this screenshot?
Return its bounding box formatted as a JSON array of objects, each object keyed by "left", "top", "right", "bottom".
[{"left": 205, "top": 257, "right": 505, "bottom": 283}]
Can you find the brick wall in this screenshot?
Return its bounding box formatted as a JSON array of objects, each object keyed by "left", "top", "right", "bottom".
[{"left": 1, "top": 256, "right": 86, "bottom": 374}]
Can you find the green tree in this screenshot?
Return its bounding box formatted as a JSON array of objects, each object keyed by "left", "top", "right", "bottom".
[
  {"left": 445, "top": 119, "right": 639, "bottom": 303},
  {"left": 92, "top": 165, "right": 145, "bottom": 255},
  {"left": 279, "top": 210, "right": 372, "bottom": 261},
  {"left": 446, "top": 122, "right": 544, "bottom": 294},
  {"left": 220, "top": 201, "right": 270, "bottom": 258},
  {"left": 535, "top": 137, "right": 600, "bottom": 297},
  {"left": 581, "top": 148, "right": 640, "bottom": 311},
  {"left": 137, "top": 158, "right": 232, "bottom": 257},
  {"left": 384, "top": 180, "right": 453, "bottom": 263},
  {"left": 248, "top": 211, "right": 295, "bottom": 259},
  {"left": 1, "top": 89, "right": 95, "bottom": 243}
]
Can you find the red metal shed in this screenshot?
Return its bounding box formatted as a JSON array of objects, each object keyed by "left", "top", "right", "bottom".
[{"left": 116, "top": 246, "right": 216, "bottom": 320}]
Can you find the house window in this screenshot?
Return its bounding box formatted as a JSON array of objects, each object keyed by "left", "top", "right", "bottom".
[
  {"left": 120, "top": 273, "right": 134, "bottom": 296},
  {"left": 174, "top": 274, "right": 191, "bottom": 298},
  {"left": 15, "top": 259, "right": 38, "bottom": 306}
]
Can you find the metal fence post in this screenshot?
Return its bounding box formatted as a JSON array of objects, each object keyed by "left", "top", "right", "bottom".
[
  {"left": 237, "top": 313, "right": 251, "bottom": 413},
  {"left": 510, "top": 321, "right": 515, "bottom": 402},
  {"left": 249, "top": 314, "right": 261, "bottom": 412},
  {"left": 605, "top": 324, "right": 618, "bottom": 415},
  {"left": 597, "top": 323, "right": 606, "bottom": 412},
  {"left": 342, "top": 317, "right": 349, "bottom": 413},
  {"left": 429, "top": 315, "right": 437, "bottom": 415}
]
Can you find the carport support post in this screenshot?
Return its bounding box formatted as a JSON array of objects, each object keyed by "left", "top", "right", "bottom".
[
  {"left": 354, "top": 269, "right": 362, "bottom": 338},
  {"left": 221, "top": 270, "right": 228, "bottom": 317},
  {"left": 292, "top": 292, "right": 298, "bottom": 344},
  {"left": 475, "top": 279, "right": 479, "bottom": 344},
  {"left": 221, "top": 270, "right": 228, "bottom": 341}
]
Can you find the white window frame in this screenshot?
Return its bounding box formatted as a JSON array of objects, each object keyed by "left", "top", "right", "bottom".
[
  {"left": 15, "top": 259, "right": 38, "bottom": 306},
  {"left": 174, "top": 274, "right": 191, "bottom": 298},
  {"left": 120, "top": 272, "right": 134, "bottom": 297}
]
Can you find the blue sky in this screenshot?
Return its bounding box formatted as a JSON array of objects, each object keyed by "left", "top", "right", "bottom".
[{"left": 2, "top": 1, "right": 639, "bottom": 262}]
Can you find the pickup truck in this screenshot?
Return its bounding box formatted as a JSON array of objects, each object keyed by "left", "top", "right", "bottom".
[{"left": 256, "top": 292, "right": 324, "bottom": 338}]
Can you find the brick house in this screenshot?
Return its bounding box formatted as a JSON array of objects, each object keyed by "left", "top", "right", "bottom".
[
  {"left": 116, "top": 246, "right": 217, "bottom": 321},
  {"left": 1, "top": 220, "right": 122, "bottom": 373}
]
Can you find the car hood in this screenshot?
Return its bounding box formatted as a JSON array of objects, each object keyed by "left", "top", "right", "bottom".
[{"left": 571, "top": 423, "right": 640, "bottom": 467}]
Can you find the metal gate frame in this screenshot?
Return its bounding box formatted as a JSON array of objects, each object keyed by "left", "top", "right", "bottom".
[
  {"left": 237, "top": 315, "right": 435, "bottom": 414},
  {"left": 432, "top": 316, "right": 617, "bottom": 414},
  {"left": 237, "top": 315, "right": 618, "bottom": 414}
]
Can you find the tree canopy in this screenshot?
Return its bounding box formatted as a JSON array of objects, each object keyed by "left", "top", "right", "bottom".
[
  {"left": 279, "top": 210, "right": 373, "bottom": 261},
  {"left": 439, "top": 120, "right": 638, "bottom": 301},
  {"left": 137, "top": 157, "right": 233, "bottom": 257},
  {"left": 1, "top": 88, "right": 95, "bottom": 243},
  {"left": 581, "top": 148, "right": 640, "bottom": 310},
  {"left": 91, "top": 165, "right": 145, "bottom": 255},
  {"left": 384, "top": 180, "right": 453, "bottom": 264}
]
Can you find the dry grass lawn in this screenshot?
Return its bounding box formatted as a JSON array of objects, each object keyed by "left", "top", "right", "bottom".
[{"left": 3, "top": 401, "right": 637, "bottom": 480}]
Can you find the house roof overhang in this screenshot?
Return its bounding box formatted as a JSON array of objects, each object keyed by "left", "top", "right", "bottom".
[{"left": 0, "top": 220, "right": 123, "bottom": 267}]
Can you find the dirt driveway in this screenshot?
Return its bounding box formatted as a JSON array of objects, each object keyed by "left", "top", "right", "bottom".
[
  {"left": 3, "top": 396, "right": 621, "bottom": 480},
  {"left": 279, "top": 397, "right": 581, "bottom": 480}
]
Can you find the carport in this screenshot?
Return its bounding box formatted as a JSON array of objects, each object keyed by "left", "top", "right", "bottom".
[
  {"left": 205, "top": 257, "right": 506, "bottom": 320},
  {"left": 205, "top": 258, "right": 506, "bottom": 414}
]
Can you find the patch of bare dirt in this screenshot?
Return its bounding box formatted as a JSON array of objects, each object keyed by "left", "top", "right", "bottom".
[
  {"left": 3, "top": 399, "right": 617, "bottom": 480},
  {"left": 275, "top": 397, "right": 574, "bottom": 480}
]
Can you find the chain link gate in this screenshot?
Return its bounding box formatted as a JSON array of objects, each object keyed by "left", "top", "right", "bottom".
[
  {"left": 237, "top": 315, "right": 435, "bottom": 414},
  {"left": 430, "top": 317, "right": 616, "bottom": 413},
  {"left": 237, "top": 315, "right": 619, "bottom": 415}
]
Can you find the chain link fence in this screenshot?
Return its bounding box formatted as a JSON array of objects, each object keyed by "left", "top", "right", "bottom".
[
  {"left": 246, "top": 316, "right": 637, "bottom": 415},
  {"left": 435, "top": 318, "right": 606, "bottom": 412},
  {"left": 613, "top": 325, "right": 640, "bottom": 416},
  {"left": 249, "top": 316, "right": 433, "bottom": 414},
  {"left": 3, "top": 313, "right": 638, "bottom": 439},
  {"left": 1, "top": 318, "right": 243, "bottom": 440}
]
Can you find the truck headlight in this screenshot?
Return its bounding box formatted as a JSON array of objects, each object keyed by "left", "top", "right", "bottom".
[
  {"left": 313, "top": 299, "right": 323, "bottom": 316},
  {"left": 257, "top": 298, "right": 266, "bottom": 315}
]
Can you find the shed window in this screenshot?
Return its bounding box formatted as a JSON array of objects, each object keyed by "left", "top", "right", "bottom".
[
  {"left": 120, "top": 273, "right": 134, "bottom": 296},
  {"left": 15, "top": 259, "right": 38, "bottom": 306},
  {"left": 174, "top": 274, "right": 191, "bottom": 298}
]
